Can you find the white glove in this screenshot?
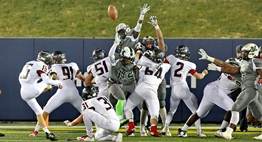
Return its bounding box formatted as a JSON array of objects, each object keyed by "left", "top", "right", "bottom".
[
  {"left": 198, "top": 48, "right": 215, "bottom": 62},
  {"left": 207, "top": 63, "right": 219, "bottom": 71},
  {"left": 139, "top": 4, "right": 150, "bottom": 15},
  {"left": 148, "top": 16, "right": 157, "bottom": 26},
  {"left": 63, "top": 120, "right": 72, "bottom": 127}
]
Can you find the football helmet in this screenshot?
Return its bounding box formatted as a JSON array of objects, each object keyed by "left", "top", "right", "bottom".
[
  {"left": 120, "top": 46, "right": 135, "bottom": 64},
  {"left": 82, "top": 86, "right": 96, "bottom": 100},
  {"left": 152, "top": 52, "right": 165, "bottom": 63},
  {"left": 241, "top": 43, "right": 259, "bottom": 60},
  {"left": 37, "top": 51, "right": 53, "bottom": 66},
  {"left": 115, "top": 23, "right": 130, "bottom": 40},
  {"left": 144, "top": 50, "right": 155, "bottom": 60},
  {"left": 52, "top": 51, "right": 66, "bottom": 64},
  {"left": 92, "top": 48, "right": 106, "bottom": 62},
  {"left": 142, "top": 36, "right": 155, "bottom": 50},
  {"left": 174, "top": 45, "right": 190, "bottom": 60}
]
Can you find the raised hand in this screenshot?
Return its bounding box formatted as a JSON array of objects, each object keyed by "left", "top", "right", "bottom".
[
  {"left": 139, "top": 4, "right": 150, "bottom": 15},
  {"left": 207, "top": 63, "right": 218, "bottom": 71},
  {"left": 148, "top": 16, "right": 157, "bottom": 26},
  {"left": 198, "top": 49, "right": 209, "bottom": 60}
]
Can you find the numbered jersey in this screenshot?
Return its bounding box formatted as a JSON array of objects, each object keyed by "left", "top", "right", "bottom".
[
  {"left": 209, "top": 73, "right": 241, "bottom": 94},
  {"left": 19, "top": 60, "right": 49, "bottom": 85},
  {"left": 240, "top": 58, "right": 262, "bottom": 89},
  {"left": 81, "top": 96, "right": 118, "bottom": 120},
  {"left": 137, "top": 56, "right": 170, "bottom": 92},
  {"left": 51, "top": 62, "right": 80, "bottom": 86},
  {"left": 89, "top": 57, "right": 111, "bottom": 92},
  {"left": 166, "top": 55, "right": 196, "bottom": 86}
]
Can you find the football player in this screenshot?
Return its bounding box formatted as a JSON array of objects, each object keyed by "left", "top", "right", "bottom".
[
  {"left": 198, "top": 43, "right": 262, "bottom": 140},
  {"left": 41, "top": 51, "right": 85, "bottom": 129},
  {"left": 178, "top": 58, "right": 241, "bottom": 138},
  {"left": 134, "top": 16, "right": 168, "bottom": 136},
  {"left": 115, "top": 4, "right": 150, "bottom": 54},
  {"left": 124, "top": 51, "right": 171, "bottom": 137},
  {"left": 64, "top": 95, "right": 122, "bottom": 142},
  {"left": 84, "top": 48, "right": 111, "bottom": 98},
  {"left": 19, "top": 51, "right": 62, "bottom": 141},
  {"left": 162, "top": 45, "right": 208, "bottom": 137},
  {"left": 107, "top": 42, "right": 137, "bottom": 125}
]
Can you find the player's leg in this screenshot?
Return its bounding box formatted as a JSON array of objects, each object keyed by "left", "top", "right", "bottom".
[
  {"left": 77, "top": 113, "right": 94, "bottom": 141},
  {"left": 124, "top": 90, "right": 144, "bottom": 136},
  {"left": 145, "top": 92, "right": 161, "bottom": 137},
  {"left": 222, "top": 88, "right": 256, "bottom": 140},
  {"left": 109, "top": 84, "right": 126, "bottom": 120},
  {"left": 158, "top": 80, "right": 167, "bottom": 128}
]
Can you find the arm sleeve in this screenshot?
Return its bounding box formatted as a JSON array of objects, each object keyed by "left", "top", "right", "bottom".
[
  {"left": 41, "top": 73, "right": 62, "bottom": 86},
  {"left": 108, "top": 43, "right": 118, "bottom": 66}
]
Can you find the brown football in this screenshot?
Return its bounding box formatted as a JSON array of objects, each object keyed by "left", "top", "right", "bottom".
[{"left": 108, "top": 5, "right": 118, "bottom": 20}]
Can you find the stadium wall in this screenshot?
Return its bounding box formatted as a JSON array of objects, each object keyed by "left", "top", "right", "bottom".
[{"left": 0, "top": 38, "right": 261, "bottom": 123}]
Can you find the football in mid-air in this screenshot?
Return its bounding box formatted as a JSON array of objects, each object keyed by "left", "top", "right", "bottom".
[{"left": 108, "top": 5, "right": 118, "bottom": 20}]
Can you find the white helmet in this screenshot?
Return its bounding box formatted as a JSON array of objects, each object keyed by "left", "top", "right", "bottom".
[
  {"left": 120, "top": 46, "right": 135, "bottom": 60},
  {"left": 115, "top": 23, "right": 128, "bottom": 33},
  {"left": 241, "top": 43, "right": 259, "bottom": 59}
]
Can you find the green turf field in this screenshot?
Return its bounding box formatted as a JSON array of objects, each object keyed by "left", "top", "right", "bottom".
[{"left": 0, "top": 122, "right": 261, "bottom": 142}]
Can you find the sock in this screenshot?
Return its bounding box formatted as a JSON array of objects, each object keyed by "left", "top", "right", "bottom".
[
  {"left": 43, "top": 127, "right": 50, "bottom": 133},
  {"left": 182, "top": 124, "right": 189, "bottom": 131},
  {"left": 34, "top": 125, "right": 40, "bottom": 132},
  {"left": 230, "top": 111, "right": 239, "bottom": 125},
  {"left": 159, "top": 108, "right": 167, "bottom": 126},
  {"left": 116, "top": 100, "right": 125, "bottom": 117},
  {"left": 220, "top": 120, "right": 229, "bottom": 130}
]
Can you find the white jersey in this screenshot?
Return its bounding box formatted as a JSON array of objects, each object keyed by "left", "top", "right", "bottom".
[
  {"left": 81, "top": 96, "right": 118, "bottom": 120},
  {"left": 19, "top": 60, "right": 49, "bottom": 85},
  {"left": 208, "top": 73, "right": 240, "bottom": 94},
  {"left": 51, "top": 62, "right": 80, "bottom": 87},
  {"left": 137, "top": 56, "right": 170, "bottom": 93},
  {"left": 89, "top": 57, "right": 111, "bottom": 93},
  {"left": 166, "top": 55, "right": 196, "bottom": 86}
]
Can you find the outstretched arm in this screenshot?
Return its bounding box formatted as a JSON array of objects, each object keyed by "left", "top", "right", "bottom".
[
  {"left": 133, "top": 4, "right": 150, "bottom": 38},
  {"left": 198, "top": 48, "right": 240, "bottom": 74},
  {"left": 148, "top": 16, "right": 165, "bottom": 52}
]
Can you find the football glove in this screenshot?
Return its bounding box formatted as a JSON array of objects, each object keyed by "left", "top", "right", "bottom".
[
  {"left": 139, "top": 4, "right": 150, "bottom": 15},
  {"left": 148, "top": 16, "right": 157, "bottom": 26}
]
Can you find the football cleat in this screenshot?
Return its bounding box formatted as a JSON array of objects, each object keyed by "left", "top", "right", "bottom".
[
  {"left": 150, "top": 126, "right": 161, "bottom": 137},
  {"left": 46, "top": 132, "right": 58, "bottom": 141},
  {"left": 115, "top": 133, "right": 123, "bottom": 142},
  {"left": 214, "top": 129, "right": 223, "bottom": 138},
  {"left": 221, "top": 130, "right": 233, "bottom": 140},
  {"left": 178, "top": 128, "right": 187, "bottom": 137},
  {"left": 0, "top": 133, "right": 5, "bottom": 137},
  {"left": 197, "top": 132, "right": 207, "bottom": 137},
  {"left": 140, "top": 131, "right": 147, "bottom": 136},
  {"left": 161, "top": 126, "right": 172, "bottom": 136},
  {"left": 76, "top": 134, "right": 94, "bottom": 141},
  {"left": 126, "top": 122, "right": 135, "bottom": 136},
  {"left": 29, "top": 130, "right": 38, "bottom": 137},
  {"left": 254, "top": 134, "right": 262, "bottom": 140}
]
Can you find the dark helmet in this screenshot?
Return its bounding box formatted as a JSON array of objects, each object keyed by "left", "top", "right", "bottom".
[
  {"left": 174, "top": 45, "right": 190, "bottom": 60},
  {"left": 142, "top": 36, "right": 155, "bottom": 50},
  {"left": 152, "top": 52, "right": 165, "bottom": 63},
  {"left": 52, "top": 51, "right": 66, "bottom": 64},
  {"left": 92, "top": 48, "right": 106, "bottom": 62},
  {"left": 37, "top": 51, "right": 53, "bottom": 66},
  {"left": 236, "top": 44, "right": 243, "bottom": 53},
  {"left": 82, "top": 86, "right": 96, "bottom": 100}
]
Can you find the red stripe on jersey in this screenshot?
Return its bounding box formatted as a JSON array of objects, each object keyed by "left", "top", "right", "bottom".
[
  {"left": 37, "top": 70, "right": 45, "bottom": 76},
  {"left": 189, "top": 69, "right": 196, "bottom": 75},
  {"left": 76, "top": 71, "right": 80, "bottom": 75}
]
